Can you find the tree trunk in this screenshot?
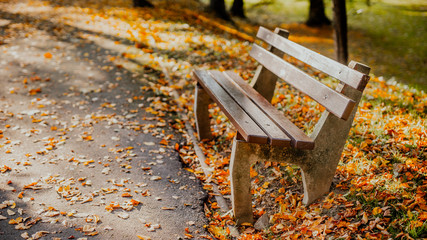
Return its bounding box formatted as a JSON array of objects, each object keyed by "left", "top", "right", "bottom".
[
  {"left": 231, "top": 0, "right": 245, "bottom": 18},
  {"left": 210, "top": 0, "right": 231, "bottom": 20},
  {"left": 332, "top": 0, "right": 348, "bottom": 64},
  {"left": 133, "top": 0, "right": 153, "bottom": 8},
  {"left": 306, "top": 0, "right": 331, "bottom": 27}
]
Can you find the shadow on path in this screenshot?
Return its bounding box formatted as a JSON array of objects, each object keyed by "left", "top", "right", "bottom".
[{"left": 0, "top": 5, "right": 208, "bottom": 240}]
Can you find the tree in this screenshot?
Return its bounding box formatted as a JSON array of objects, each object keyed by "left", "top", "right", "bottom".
[
  {"left": 306, "top": 0, "right": 331, "bottom": 27},
  {"left": 332, "top": 0, "right": 348, "bottom": 64},
  {"left": 230, "top": 0, "right": 245, "bottom": 18},
  {"left": 133, "top": 0, "right": 153, "bottom": 8},
  {"left": 210, "top": 0, "right": 231, "bottom": 20}
]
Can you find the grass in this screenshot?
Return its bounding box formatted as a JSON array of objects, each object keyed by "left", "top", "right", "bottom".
[
  {"left": 347, "top": 0, "right": 427, "bottom": 90},
  {"left": 224, "top": 0, "right": 427, "bottom": 90},
  {"left": 11, "top": 1, "right": 422, "bottom": 238}
]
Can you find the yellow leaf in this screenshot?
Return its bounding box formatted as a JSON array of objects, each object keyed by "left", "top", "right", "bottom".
[
  {"left": 250, "top": 166, "right": 258, "bottom": 178},
  {"left": 372, "top": 207, "right": 382, "bottom": 215},
  {"left": 262, "top": 182, "right": 270, "bottom": 189},
  {"left": 137, "top": 235, "right": 152, "bottom": 240}
]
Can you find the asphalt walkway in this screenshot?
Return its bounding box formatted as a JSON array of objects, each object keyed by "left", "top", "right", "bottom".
[{"left": 0, "top": 4, "right": 208, "bottom": 240}]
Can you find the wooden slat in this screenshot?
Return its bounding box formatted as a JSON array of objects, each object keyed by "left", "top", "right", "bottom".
[
  {"left": 223, "top": 71, "right": 314, "bottom": 150},
  {"left": 193, "top": 70, "right": 268, "bottom": 144},
  {"left": 250, "top": 44, "right": 356, "bottom": 120},
  {"left": 256, "top": 26, "right": 370, "bottom": 91},
  {"left": 251, "top": 28, "right": 289, "bottom": 102},
  {"left": 209, "top": 70, "right": 291, "bottom": 147}
]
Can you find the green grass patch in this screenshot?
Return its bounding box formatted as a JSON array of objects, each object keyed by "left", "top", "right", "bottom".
[{"left": 347, "top": 0, "right": 427, "bottom": 90}]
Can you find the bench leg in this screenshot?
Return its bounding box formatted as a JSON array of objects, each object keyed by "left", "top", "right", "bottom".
[
  {"left": 194, "top": 85, "right": 212, "bottom": 141},
  {"left": 230, "top": 138, "right": 254, "bottom": 224},
  {"left": 301, "top": 83, "right": 365, "bottom": 205},
  {"left": 300, "top": 157, "right": 339, "bottom": 205}
]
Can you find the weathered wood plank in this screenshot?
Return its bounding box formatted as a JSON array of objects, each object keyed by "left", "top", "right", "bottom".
[
  {"left": 256, "top": 26, "right": 369, "bottom": 91},
  {"left": 209, "top": 70, "right": 291, "bottom": 147},
  {"left": 250, "top": 28, "right": 289, "bottom": 102},
  {"left": 193, "top": 70, "right": 268, "bottom": 144},
  {"left": 224, "top": 71, "right": 314, "bottom": 150},
  {"left": 250, "top": 44, "right": 356, "bottom": 120}
]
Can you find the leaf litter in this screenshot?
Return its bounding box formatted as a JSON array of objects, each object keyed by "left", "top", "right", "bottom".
[{"left": 0, "top": 0, "right": 425, "bottom": 239}]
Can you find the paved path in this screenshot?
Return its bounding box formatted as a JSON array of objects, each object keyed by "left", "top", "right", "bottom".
[{"left": 0, "top": 6, "right": 208, "bottom": 240}]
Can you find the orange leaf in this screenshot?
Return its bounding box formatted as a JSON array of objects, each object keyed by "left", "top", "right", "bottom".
[
  {"left": 250, "top": 166, "right": 258, "bottom": 178},
  {"left": 159, "top": 139, "right": 169, "bottom": 145},
  {"left": 121, "top": 192, "right": 132, "bottom": 197},
  {"left": 29, "top": 88, "right": 41, "bottom": 95},
  {"left": 130, "top": 199, "right": 140, "bottom": 206},
  {"left": 44, "top": 52, "right": 52, "bottom": 58},
  {"left": 0, "top": 165, "right": 12, "bottom": 173},
  {"left": 17, "top": 192, "right": 24, "bottom": 199},
  {"left": 323, "top": 202, "right": 333, "bottom": 209}
]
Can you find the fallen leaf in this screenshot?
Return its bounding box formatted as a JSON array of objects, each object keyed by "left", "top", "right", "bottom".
[
  {"left": 9, "top": 217, "right": 23, "bottom": 224},
  {"left": 117, "top": 212, "right": 129, "bottom": 219},
  {"left": 21, "top": 232, "right": 30, "bottom": 239},
  {"left": 161, "top": 207, "right": 176, "bottom": 210},
  {"left": 137, "top": 235, "right": 152, "bottom": 240},
  {"left": 102, "top": 167, "right": 111, "bottom": 175},
  {"left": 44, "top": 52, "right": 52, "bottom": 58},
  {"left": 372, "top": 207, "right": 382, "bottom": 215},
  {"left": 32, "top": 231, "right": 49, "bottom": 239},
  {"left": 361, "top": 212, "right": 368, "bottom": 224},
  {"left": 82, "top": 225, "right": 96, "bottom": 233},
  {"left": 186, "top": 221, "right": 195, "bottom": 226},
  {"left": 29, "top": 88, "right": 42, "bottom": 95},
  {"left": 122, "top": 192, "right": 133, "bottom": 197},
  {"left": 0, "top": 165, "right": 12, "bottom": 173}
]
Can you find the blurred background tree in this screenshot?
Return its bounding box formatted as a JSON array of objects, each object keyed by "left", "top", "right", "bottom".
[
  {"left": 231, "top": 0, "right": 246, "bottom": 18},
  {"left": 210, "top": 0, "right": 231, "bottom": 20},
  {"left": 306, "top": 0, "right": 331, "bottom": 26},
  {"left": 332, "top": 0, "right": 348, "bottom": 64},
  {"left": 133, "top": 0, "right": 153, "bottom": 7}
]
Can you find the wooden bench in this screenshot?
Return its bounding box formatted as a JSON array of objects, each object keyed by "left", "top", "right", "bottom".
[{"left": 192, "top": 26, "right": 371, "bottom": 224}]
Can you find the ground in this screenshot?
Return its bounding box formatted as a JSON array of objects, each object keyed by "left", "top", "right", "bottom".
[
  {"left": 0, "top": 2, "right": 208, "bottom": 239},
  {"left": 0, "top": 0, "right": 426, "bottom": 239}
]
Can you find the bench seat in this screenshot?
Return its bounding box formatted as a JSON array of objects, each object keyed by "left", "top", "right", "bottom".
[{"left": 193, "top": 69, "right": 314, "bottom": 149}]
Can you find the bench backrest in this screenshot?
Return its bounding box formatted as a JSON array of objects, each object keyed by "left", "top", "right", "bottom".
[{"left": 250, "top": 27, "right": 370, "bottom": 120}]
